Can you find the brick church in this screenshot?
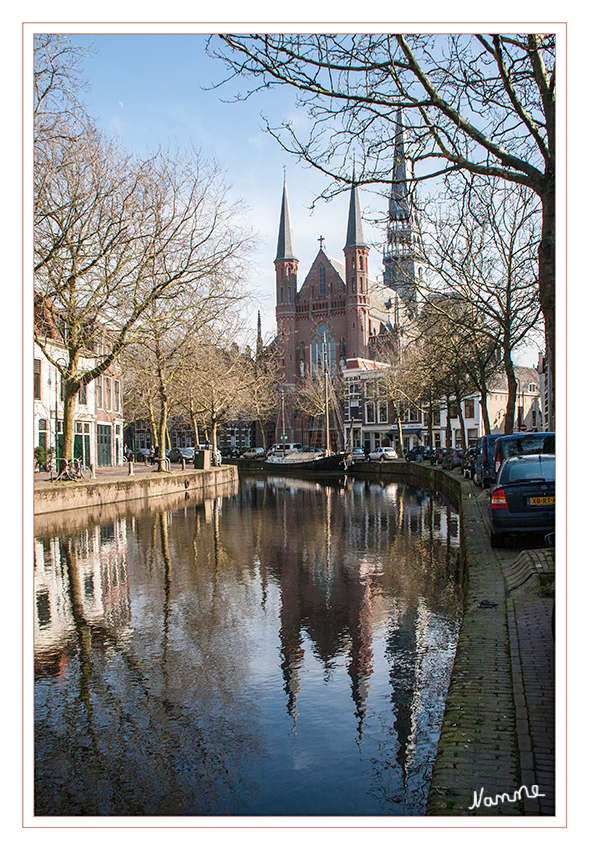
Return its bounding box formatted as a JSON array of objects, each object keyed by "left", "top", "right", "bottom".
[{"left": 273, "top": 109, "right": 425, "bottom": 444}]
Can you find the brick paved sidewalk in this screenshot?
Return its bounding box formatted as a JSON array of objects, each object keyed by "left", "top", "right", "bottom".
[{"left": 426, "top": 473, "right": 555, "bottom": 817}]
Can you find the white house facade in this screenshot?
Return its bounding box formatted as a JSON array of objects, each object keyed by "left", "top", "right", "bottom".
[
  {"left": 34, "top": 340, "right": 125, "bottom": 468},
  {"left": 342, "top": 359, "right": 545, "bottom": 455}
]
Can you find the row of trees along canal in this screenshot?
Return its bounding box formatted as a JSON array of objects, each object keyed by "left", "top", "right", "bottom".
[
  {"left": 34, "top": 35, "right": 261, "bottom": 464},
  {"left": 34, "top": 34, "right": 550, "bottom": 464}
]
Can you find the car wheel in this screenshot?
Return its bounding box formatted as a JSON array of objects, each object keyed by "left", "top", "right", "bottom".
[{"left": 490, "top": 531, "right": 504, "bottom": 548}]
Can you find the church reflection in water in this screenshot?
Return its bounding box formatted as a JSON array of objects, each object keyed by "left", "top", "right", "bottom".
[{"left": 34, "top": 475, "right": 461, "bottom": 817}]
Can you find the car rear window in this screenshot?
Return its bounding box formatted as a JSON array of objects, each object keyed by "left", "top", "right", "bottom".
[
  {"left": 501, "top": 456, "right": 555, "bottom": 483},
  {"left": 500, "top": 434, "right": 555, "bottom": 459}
]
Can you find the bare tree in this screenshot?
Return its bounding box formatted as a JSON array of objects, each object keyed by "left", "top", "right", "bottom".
[
  {"left": 34, "top": 33, "right": 92, "bottom": 136},
  {"left": 211, "top": 33, "right": 556, "bottom": 383},
  {"left": 35, "top": 116, "right": 254, "bottom": 462},
  {"left": 176, "top": 338, "right": 259, "bottom": 456},
  {"left": 420, "top": 178, "right": 542, "bottom": 435}
]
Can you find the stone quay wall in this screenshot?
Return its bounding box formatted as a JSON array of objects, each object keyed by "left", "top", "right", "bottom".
[{"left": 34, "top": 465, "right": 238, "bottom": 516}]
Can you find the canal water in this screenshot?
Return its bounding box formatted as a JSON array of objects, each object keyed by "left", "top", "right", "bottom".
[{"left": 34, "top": 474, "right": 462, "bottom": 817}]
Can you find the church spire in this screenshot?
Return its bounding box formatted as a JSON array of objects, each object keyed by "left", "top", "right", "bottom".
[
  {"left": 383, "top": 108, "right": 424, "bottom": 309},
  {"left": 275, "top": 178, "right": 297, "bottom": 261},
  {"left": 345, "top": 169, "right": 368, "bottom": 249}
]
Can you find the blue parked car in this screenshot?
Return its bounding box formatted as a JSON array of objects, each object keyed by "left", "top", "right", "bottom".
[
  {"left": 489, "top": 454, "right": 555, "bottom": 548},
  {"left": 492, "top": 432, "right": 555, "bottom": 482},
  {"left": 473, "top": 434, "right": 501, "bottom": 488}
]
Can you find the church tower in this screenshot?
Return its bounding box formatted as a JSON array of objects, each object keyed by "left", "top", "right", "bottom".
[
  {"left": 344, "top": 172, "right": 371, "bottom": 360},
  {"left": 275, "top": 179, "right": 298, "bottom": 385},
  {"left": 383, "top": 109, "right": 425, "bottom": 315}
]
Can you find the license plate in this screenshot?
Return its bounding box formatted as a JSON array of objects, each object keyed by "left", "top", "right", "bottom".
[{"left": 527, "top": 496, "right": 554, "bottom": 506}]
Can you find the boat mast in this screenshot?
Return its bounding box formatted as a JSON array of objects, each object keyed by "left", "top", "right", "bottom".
[{"left": 324, "top": 334, "right": 330, "bottom": 454}]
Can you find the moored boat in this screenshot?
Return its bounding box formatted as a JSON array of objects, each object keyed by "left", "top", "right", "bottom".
[{"left": 264, "top": 450, "right": 349, "bottom": 472}]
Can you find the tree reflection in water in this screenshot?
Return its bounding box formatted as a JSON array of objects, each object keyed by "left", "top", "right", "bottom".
[{"left": 34, "top": 475, "right": 461, "bottom": 816}]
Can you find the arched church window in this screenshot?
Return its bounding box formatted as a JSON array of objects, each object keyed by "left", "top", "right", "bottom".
[
  {"left": 310, "top": 324, "right": 336, "bottom": 375},
  {"left": 280, "top": 287, "right": 284, "bottom": 303},
  {"left": 319, "top": 264, "right": 326, "bottom": 296}
]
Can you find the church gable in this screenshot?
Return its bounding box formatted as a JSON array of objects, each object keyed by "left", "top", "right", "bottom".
[{"left": 298, "top": 250, "right": 346, "bottom": 304}]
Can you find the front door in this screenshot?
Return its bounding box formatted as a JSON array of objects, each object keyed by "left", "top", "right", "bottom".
[{"left": 96, "top": 424, "right": 112, "bottom": 467}]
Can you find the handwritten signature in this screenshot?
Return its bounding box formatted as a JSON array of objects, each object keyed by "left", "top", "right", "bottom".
[{"left": 469, "top": 784, "right": 545, "bottom": 810}]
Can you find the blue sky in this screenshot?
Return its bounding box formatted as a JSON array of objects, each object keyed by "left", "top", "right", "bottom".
[{"left": 68, "top": 32, "right": 387, "bottom": 345}]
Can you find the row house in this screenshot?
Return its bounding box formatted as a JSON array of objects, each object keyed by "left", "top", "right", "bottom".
[
  {"left": 34, "top": 340, "right": 125, "bottom": 468},
  {"left": 342, "top": 359, "right": 544, "bottom": 455}
]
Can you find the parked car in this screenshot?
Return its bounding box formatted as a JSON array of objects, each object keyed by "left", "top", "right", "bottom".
[
  {"left": 441, "top": 448, "right": 463, "bottom": 469},
  {"left": 350, "top": 447, "right": 367, "bottom": 462},
  {"left": 431, "top": 447, "right": 446, "bottom": 465},
  {"left": 220, "top": 447, "right": 240, "bottom": 459},
  {"left": 241, "top": 447, "right": 266, "bottom": 459},
  {"left": 136, "top": 448, "right": 152, "bottom": 462},
  {"left": 406, "top": 446, "right": 430, "bottom": 462},
  {"left": 492, "top": 432, "right": 555, "bottom": 482},
  {"left": 368, "top": 447, "right": 398, "bottom": 462},
  {"left": 473, "top": 434, "right": 501, "bottom": 488},
  {"left": 461, "top": 448, "right": 477, "bottom": 478},
  {"left": 167, "top": 447, "right": 195, "bottom": 463},
  {"left": 489, "top": 454, "right": 555, "bottom": 548}
]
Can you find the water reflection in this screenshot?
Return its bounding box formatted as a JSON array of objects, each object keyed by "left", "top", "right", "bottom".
[{"left": 35, "top": 475, "right": 461, "bottom": 816}]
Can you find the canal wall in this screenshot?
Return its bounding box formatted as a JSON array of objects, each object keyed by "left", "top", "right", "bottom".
[{"left": 34, "top": 465, "right": 238, "bottom": 516}]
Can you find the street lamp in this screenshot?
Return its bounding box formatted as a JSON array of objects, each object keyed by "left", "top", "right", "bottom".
[{"left": 51, "top": 356, "right": 67, "bottom": 480}]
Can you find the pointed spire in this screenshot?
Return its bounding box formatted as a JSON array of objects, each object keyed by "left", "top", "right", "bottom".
[
  {"left": 256, "top": 310, "right": 263, "bottom": 359},
  {"left": 345, "top": 169, "right": 367, "bottom": 248},
  {"left": 389, "top": 108, "right": 413, "bottom": 221},
  {"left": 275, "top": 178, "right": 297, "bottom": 261}
]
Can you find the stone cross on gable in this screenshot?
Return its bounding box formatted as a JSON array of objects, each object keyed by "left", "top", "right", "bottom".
[{"left": 318, "top": 235, "right": 325, "bottom": 249}]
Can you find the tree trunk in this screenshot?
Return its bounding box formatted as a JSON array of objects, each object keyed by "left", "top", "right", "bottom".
[
  {"left": 454, "top": 388, "right": 467, "bottom": 450},
  {"left": 61, "top": 385, "right": 78, "bottom": 462},
  {"left": 539, "top": 184, "right": 555, "bottom": 417},
  {"left": 479, "top": 385, "right": 492, "bottom": 435},
  {"left": 503, "top": 355, "right": 517, "bottom": 436},
  {"left": 445, "top": 395, "right": 453, "bottom": 448},
  {"left": 393, "top": 402, "right": 405, "bottom": 458}
]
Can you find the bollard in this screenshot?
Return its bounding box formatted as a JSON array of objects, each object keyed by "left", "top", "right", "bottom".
[
  {"left": 128, "top": 460, "right": 134, "bottom": 476},
  {"left": 181, "top": 456, "right": 186, "bottom": 470},
  {"left": 90, "top": 463, "right": 96, "bottom": 479}
]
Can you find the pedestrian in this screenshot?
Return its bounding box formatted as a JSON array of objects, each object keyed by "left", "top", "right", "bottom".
[{"left": 149, "top": 445, "right": 155, "bottom": 464}]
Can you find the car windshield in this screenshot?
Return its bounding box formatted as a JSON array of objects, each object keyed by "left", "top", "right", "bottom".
[{"left": 501, "top": 456, "right": 555, "bottom": 484}]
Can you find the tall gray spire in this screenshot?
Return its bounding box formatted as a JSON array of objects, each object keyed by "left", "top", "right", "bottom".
[
  {"left": 345, "top": 170, "right": 368, "bottom": 248},
  {"left": 389, "top": 108, "right": 413, "bottom": 221},
  {"left": 275, "top": 179, "right": 297, "bottom": 261}
]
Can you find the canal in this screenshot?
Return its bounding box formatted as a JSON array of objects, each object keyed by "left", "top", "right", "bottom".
[{"left": 34, "top": 473, "right": 462, "bottom": 817}]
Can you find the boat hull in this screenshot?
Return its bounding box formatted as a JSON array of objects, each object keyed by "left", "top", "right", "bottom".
[{"left": 263, "top": 452, "right": 348, "bottom": 472}]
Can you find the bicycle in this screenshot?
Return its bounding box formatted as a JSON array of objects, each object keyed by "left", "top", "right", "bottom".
[{"left": 54, "top": 457, "right": 91, "bottom": 481}]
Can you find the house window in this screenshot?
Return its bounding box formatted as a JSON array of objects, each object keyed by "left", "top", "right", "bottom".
[
  {"left": 96, "top": 377, "right": 103, "bottom": 409},
  {"left": 34, "top": 359, "right": 41, "bottom": 400},
  {"left": 38, "top": 419, "right": 47, "bottom": 450},
  {"left": 464, "top": 398, "right": 475, "bottom": 419},
  {"left": 114, "top": 380, "right": 120, "bottom": 413},
  {"left": 78, "top": 381, "right": 87, "bottom": 406},
  {"left": 105, "top": 377, "right": 112, "bottom": 411},
  {"left": 528, "top": 383, "right": 537, "bottom": 393},
  {"left": 378, "top": 401, "right": 388, "bottom": 423},
  {"left": 365, "top": 401, "right": 376, "bottom": 424}
]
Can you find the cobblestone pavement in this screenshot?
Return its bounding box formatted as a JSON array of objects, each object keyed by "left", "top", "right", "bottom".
[{"left": 426, "top": 471, "right": 556, "bottom": 818}]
